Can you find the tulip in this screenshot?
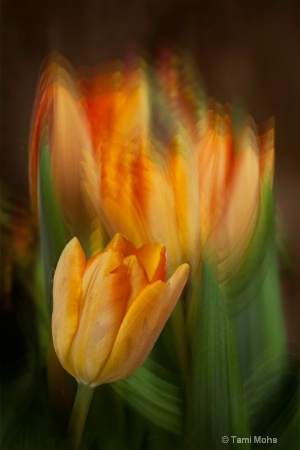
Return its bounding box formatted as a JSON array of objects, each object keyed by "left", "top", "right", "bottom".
[
  {"left": 195, "top": 105, "right": 274, "bottom": 278},
  {"left": 52, "top": 233, "right": 189, "bottom": 386},
  {"left": 29, "top": 54, "right": 105, "bottom": 255},
  {"left": 77, "top": 58, "right": 201, "bottom": 271}
]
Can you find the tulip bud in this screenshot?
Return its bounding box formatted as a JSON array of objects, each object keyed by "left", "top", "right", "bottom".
[{"left": 52, "top": 233, "right": 189, "bottom": 387}]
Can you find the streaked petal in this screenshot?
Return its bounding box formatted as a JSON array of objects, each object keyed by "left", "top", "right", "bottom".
[
  {"left": 169, "top": 134, "right": 201, "bottom": 265},
  {"left": 197, "top": 110, "right": 233, "bottom": 241},
  {"left": 51, "top": 81, "right": 93, "bottom": 227},
  {"left": 52, "top": 237, "right": 86, "bottom": 377},
  {"left": 137, "top": 148, "right": 181, "bottom": 269},
  {"left": 216, "top": 124, "right": 260, "bottom": 274}
]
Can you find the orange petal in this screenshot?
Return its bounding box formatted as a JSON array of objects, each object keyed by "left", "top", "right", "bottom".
[
  {"left": 105, "top": 233, "right": 136, "bottom": 257},
  {"left": 123, "top": 255, "right": 149, "bottom": 311},
  {"left": 51, "top": 81, "right": 93, "bottom": 219},
  {"left": 215, "top": 125, "right": 260, "bottom": 272},
  {"left": 169, "top": 134, "right": 201, "bottom": 264},
  {"left": 97, "top": 263, "right": 189, "bottom": 385},
  {"left": 100, "top": 146, "right": 148, "bottom": 248},
  {"left": 198, "top": 113, "right": 233, "bottom": 240},
  {"left": 71, "top": 249, "right": 130, "bottom": 384},
  {"left": 137, "top": 148, "right": 181, "bottom": 268},
  {"left": 113, "top": 68, "right": 149, "bottom": 138},
  {"left": 135, "top": 243, "right": 167, "bottom": 282},
  {"left": 52, "top": 237, "right": 86, "bottom": 378},
  {"left": 82, "top": 89, "right": 125, "bottom": 147},
  {"left": 30, "top": 61, "right": 100, "bottom": 239}
]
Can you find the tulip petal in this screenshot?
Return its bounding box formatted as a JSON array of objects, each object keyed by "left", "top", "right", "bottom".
[
  {"left": 197, "top": 111, "right": 233, "bottom": 241},
  {"left": 216, "top": 126, "right": 260, "bottom": 275},
  {"left": 123, "top": 255, "right": 149, "bottom": 311},
  {"left": 97, "top": 263, "right": 189, "bottom": 385},
  {"left": 101, "top": 151, "right": 148, "bottom": 248},
  {"left": 50, "top": 77, "right": 95, "bottom": 238},
  {"left": 79, "top": 74, "right": 125, "bottom": 147},
  {"left": 105, "top": 233, "right": 136, "bottom": 256},
  {"left": 135, "top": 243, "right": 167, "bottom": 282},
  {"left": 113, "top": 68, "right": 149, "bottom": 138},
  {"left": 72, "top": 249, "right": 130, "bottom": 384},
  {"left": 169, "top": 134, "right": 201, "bottom": 265},
  {"left": 137, "top": 149, "right": 182, "bottom": 269},
  {"left": 52, "top": 237, "right": 86, "bottom": 377}
]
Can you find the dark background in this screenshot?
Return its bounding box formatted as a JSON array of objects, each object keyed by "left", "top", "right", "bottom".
[{"left": 1, "top": 0, "right": 299, "bottom": 354}]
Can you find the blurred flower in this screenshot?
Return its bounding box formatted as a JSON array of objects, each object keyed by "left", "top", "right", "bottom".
[
  {"left": 195, "top": 105, "right": 274, "bottom": 278},
  {"left": 52, "top": 233, "right": 189, "bottom": 386},
  {"left": 29, "top": 52, "right": 274, "bottom": 279},
  {"left": 29, "top": 54, "right": 105, "bottom": 253},
  {"left": 78, "top": 54, "right": 274, "bottom": 277}
]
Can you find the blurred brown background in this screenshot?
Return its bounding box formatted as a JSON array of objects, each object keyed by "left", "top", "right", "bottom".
[{"left": 1, "top": 0, "right": 299, "bottom": 353}]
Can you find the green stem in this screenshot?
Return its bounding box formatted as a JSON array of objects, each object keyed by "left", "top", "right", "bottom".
[{"left": 66, "top": 382, "right": 95, "bottom": 450}]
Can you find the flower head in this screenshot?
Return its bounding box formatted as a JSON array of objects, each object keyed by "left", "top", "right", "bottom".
[
  {"left": 29, "top": 54, "right": 104, "bottom": 252},
  {"left": 52, "top": 233, "right": 189, "bottom": 386}
]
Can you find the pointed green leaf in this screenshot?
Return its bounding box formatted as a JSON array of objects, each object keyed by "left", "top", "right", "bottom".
[
  {"left": 232, "top": 226, "right": 292, "bottom": 444},
  {"left": 186, "top": 262, "right": 249, "bottom": 450}
]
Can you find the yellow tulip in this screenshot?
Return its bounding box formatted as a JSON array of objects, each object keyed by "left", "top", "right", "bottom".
[{"left": 52, "top": 233, "right": 189, "bottom": 386}]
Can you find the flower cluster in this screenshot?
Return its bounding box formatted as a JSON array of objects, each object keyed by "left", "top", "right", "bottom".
[
  {"left": 30, "top": 52, "right": 274, "bottom": 278},
  {"left": 28, "top": 52, "right": 281, "bottom": 450}
]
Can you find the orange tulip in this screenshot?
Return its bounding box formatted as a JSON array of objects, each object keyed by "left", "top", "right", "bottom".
[
  {"left": 80, "top": 61, "right": 201, "bottom": 270},
  {"left": 195, "top": 104, "right": 274, "bottom": 277},
  {"left": 52, "top": 233, "right": 189, "bottom": 386},
  {"left": 29, "top": 55, "right": 104, "bottom": 251},
  {"left": 30, "top": 53, "right": 274, "bottom": 277}
]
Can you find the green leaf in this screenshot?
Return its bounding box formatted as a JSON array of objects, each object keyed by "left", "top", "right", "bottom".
[
  {"left": 244, "top": 355, "right": 299, "bottom": 445},
  {"left": 277, "top": 385, "right": 300, "bottom": 450},
  {"left": 1, "top": 370, "right": 62, "bottom": 450},
  {"left": 38, "top": 141, "right": 70, "bottom": 309},
  {"left": 226, "top": 184, "right": 275, "bottom": 313},
  {"left": 232, "top": 244, "right": 286, "bottom": 381},
  {"left": 113, "top": 358, "right": 184, "bottom": 436},
  {"left": 186, "top": 262, "right": 249, "bottom": 450},
  {"left": 232, "top": 243, "right": 295, "bottom": 445}
]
